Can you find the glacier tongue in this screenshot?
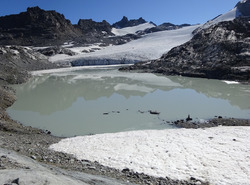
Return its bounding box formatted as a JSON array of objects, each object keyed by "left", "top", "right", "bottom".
[{"left": 50, "top": 25, "right": 200, "bottom": 66}]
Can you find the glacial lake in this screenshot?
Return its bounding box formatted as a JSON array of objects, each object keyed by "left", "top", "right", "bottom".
[{"left": 7, "top": 65, "right": 250, "bottom": 137}]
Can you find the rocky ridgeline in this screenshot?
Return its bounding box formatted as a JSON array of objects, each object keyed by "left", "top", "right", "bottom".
[
  {"left": 139, "top": 23, "right": 191, "bottom": 34},
  {"left": 121, "top": 17, "right": 250, "bottom": 83},
  {"left": 77, "top": 19, "right": 113, "bottom": 36},
  {"left": 112, "top": 16, "right": 147, "bottom": 28},
  {"left": 0, "top": 7, "right": 82, "bottom": 46},
  {"left": 0, "top": 6, "right": 194, "bottom": 48},
  {"left": 0, "top": 7, "right": 143, "bottom": 46}
]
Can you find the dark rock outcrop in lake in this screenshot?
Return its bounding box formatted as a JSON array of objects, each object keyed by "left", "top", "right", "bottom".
[
  {"left": 112, "top": 16, "right": 147, "bottom": 28},
  {"left": 121, "top": 17, "right": 250, "bottom": 82},
  {"left": 0, "top": 7, "right": 82, "bottom": 46}
]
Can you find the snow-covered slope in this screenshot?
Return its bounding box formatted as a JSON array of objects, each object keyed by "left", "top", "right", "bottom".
[
  {"left": 197, "top": 0, "right": 250, "bottom": 32},
  {"left": 111, "top": 22, "right": 155, "bottom": 36},
  {"left": 199, "top": 8, "right": 237, "bottom": 31},
  {"left": 50, "top": 25, "right": 200, "bottom": 66},
  {"left": 50, "top": 126, "right": 250, "bottom": 185}
]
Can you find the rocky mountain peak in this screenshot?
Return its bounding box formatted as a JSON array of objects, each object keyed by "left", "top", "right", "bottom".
[
  {"left": 77, "top": 19, "right": 113, "bottom": 36},
  {"left": 27, "top": 6, "right": 44, "bottom": 13},
  {"left": 0, "top": 6, "right": 82, "bottom": 46},
  {"left": 112, "top": 16, "right": 147, "bottom": 28}
]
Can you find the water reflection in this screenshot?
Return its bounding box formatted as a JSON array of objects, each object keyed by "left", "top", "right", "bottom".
[
  {"left": 11, "top": 68, "right": 250, "bottom": 115},
  {"left": 7, "top": 66, "right": 250, "bottom": 136}
]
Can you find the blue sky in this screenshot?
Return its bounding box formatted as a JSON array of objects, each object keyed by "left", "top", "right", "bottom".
[{"left": 0, "top": 0, "right": 240, "bottom": 25}]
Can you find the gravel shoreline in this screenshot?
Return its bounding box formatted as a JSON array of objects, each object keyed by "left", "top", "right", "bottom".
[
  {"left": 0, "top": 72, "right": 249, "bottom": 185},
  {"left": 0, "top": 116, "right": 212, "bottom": 185}
]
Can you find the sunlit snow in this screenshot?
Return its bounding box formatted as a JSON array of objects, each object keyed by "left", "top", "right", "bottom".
[
  {"left": 111, "top": 22, "right": 155, "bottom": 36},
  {"left": 50, "top": 25, "right": 200, "bottom": 65},
  {"left": 50, "top": 126, "right": 250, "bottom": 185}
]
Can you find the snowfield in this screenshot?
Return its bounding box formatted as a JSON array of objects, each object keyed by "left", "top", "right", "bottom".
[
  {"left": 50, "top": 126, "right": 250, "bottom": 185},
  {"left": 50, "top": 25, "right": 200, "bottom": 65},
  {"left": 111, "top": 22, "right": 155, "bottom": 36},
  {"left": 199, "top": 7, "right": 237, "bottom": 31}
]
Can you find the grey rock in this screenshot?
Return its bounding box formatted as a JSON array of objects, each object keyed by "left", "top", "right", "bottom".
[{"left": 121, "top": 17, "right": 250, "bottom": 83}]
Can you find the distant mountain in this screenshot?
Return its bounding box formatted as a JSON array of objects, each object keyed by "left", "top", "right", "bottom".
[
  {"left": 0, "top": 7, "right": 193, "bottom": 47},
  {"left": 111, "top": 22, "right": 155, "bottom": 36},
  {"left": 77, "top": 19, "right": 113, "bottom": 37},
  {"left": 0, "top": 6, "right": 82, "bottom": 46},
  {"left": 139, "top": 23, "right": 191, "bottom": 34},
  {"left": 0, "top": 7, "right": 145, "bottom": 46},
  {"left": 112, "top": 16, "right": 147, "bottom": 29}
]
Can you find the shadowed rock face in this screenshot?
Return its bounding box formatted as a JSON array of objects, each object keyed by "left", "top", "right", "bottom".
[
  {"left": 236, "top": 0, "right": 250, "bottom": 16},
  {"left": 0, "top": 6, "right": 82, "bottom": 46},
  {"left": 77, "top": 19, "right": 113, "bottom": 36},
  {"left": 121, "top": 17, "right": 250, "bottom": 82}
]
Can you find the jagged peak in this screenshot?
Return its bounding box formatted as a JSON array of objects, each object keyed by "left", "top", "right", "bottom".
[
  {"left": 27, "top": 6, "right": 44, "bottom": 12},
  {"left": 112, "top": 16, "right": 147, "bottom": 28}
]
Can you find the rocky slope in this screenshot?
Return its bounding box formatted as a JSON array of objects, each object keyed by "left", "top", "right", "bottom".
[
  {"left": 0, "top": 7, "right": 148, "bottom": 48},
  {"left": 0, "top": 46, "right": 57, "bottom": 84},
  {"left": 0, "top": 45, "right": 58, "bottom": 122},
  {"left": 0, "top": 7, "right": 82, "bottom": 46},
  {"left": 77, "top": 19, "right": 113, "bottom": 37},
  {"left": 121, "top": 17, "right": 250, "bottom": 83}
]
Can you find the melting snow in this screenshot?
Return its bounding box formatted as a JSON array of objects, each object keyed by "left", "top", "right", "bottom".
[{"left": 50, "top": 126, "right": 250, "bottom": 185}]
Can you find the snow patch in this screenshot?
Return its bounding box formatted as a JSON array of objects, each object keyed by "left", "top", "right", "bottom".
[
  {"left": 223, "top": 80, "right": 240, "bottom": 84},
  {"left": 50, "top": 127, "right": 250, "bottom": 185}
]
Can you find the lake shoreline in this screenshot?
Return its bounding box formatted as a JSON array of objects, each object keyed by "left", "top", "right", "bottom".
[{"left": 0, "top": 68, "right": 250, "bottom": 184}]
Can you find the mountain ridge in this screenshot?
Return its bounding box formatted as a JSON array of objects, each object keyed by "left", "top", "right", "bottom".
[{"left": 0, "top": 7, "right": 191, "bottom": 46}]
